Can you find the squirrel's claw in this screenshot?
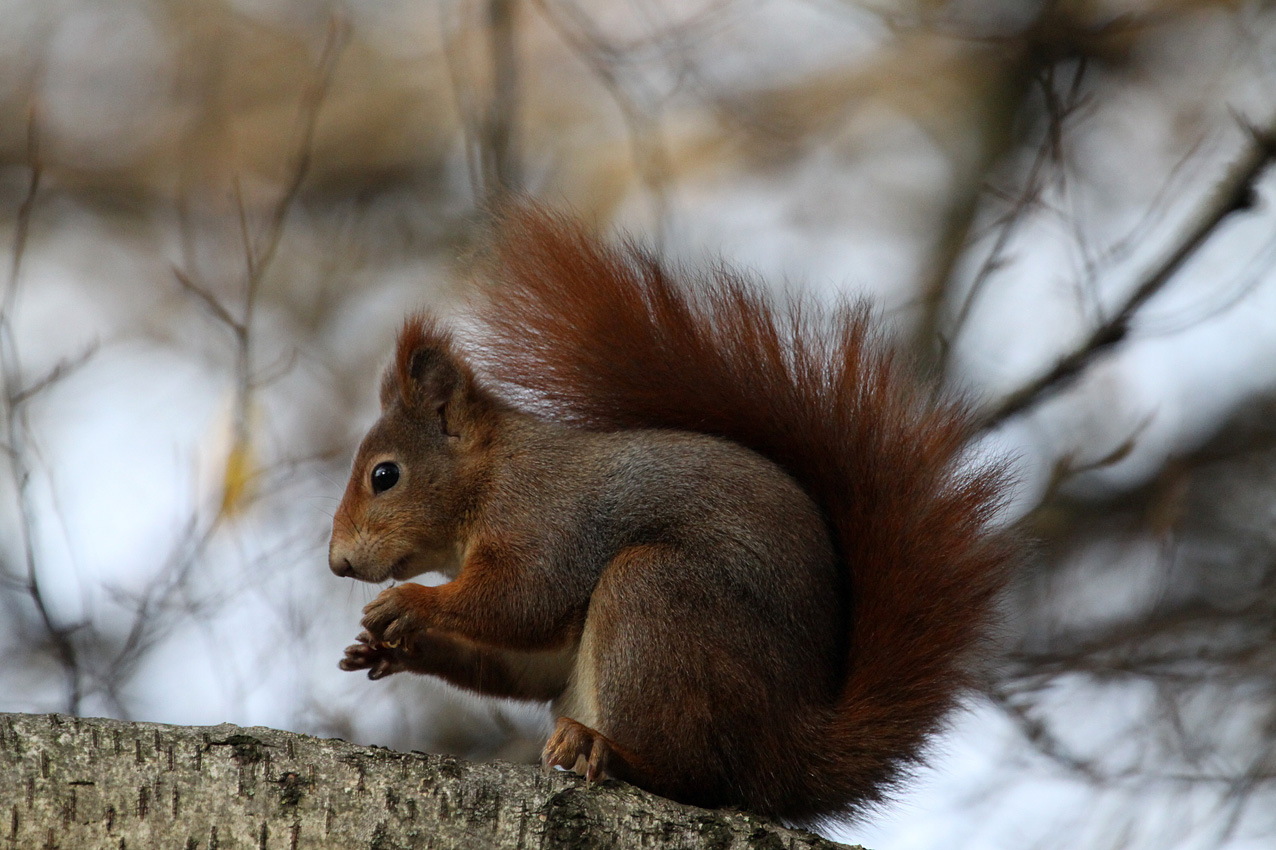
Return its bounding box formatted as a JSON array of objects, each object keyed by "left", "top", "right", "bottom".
[
  {"left": 368, "top": 660, "right": 397, "bottom": 680},
  {"left": 338, "top": 642, "right": 377, "bottom": 670},
  {"left": 339, "top": 639, "right": 405, "bottom": 679},
  {"left": 543, "top": 717, "right": 615, "bottom": 784}
]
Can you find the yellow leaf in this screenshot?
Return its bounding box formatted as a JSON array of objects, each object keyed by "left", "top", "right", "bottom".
[{"left": 218, "top": 432, "right": 256, "bottom": 519}]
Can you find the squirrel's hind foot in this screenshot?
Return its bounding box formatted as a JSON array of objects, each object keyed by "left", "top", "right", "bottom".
[{"left": 542, "top": 717, "right": 622, "bottom": 784}]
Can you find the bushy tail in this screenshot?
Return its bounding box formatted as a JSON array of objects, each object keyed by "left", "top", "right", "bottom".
[{"left": 472, "top": 203, "right": 1015, "bottom": 820}]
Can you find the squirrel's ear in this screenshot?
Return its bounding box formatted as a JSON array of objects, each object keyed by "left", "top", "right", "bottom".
[
  {"left": 383, "top": 316, "right": 470, "bottom": 435},
  {"left": 407, "top": 347, "right": 466, "bottom": 434}
]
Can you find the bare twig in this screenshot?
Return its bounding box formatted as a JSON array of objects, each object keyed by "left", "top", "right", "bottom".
[
  {"left": 483, "top": 0, "right": 522, "bottom": 195},
  {"left": 1004, "top": 592, "right": 1276, "bottom": 682},
  {"left": 979, "top": 117, "right": 1276, "bottom": 431},
  {"left": 8, "top": 345, "right": 98, "bottom": 408},
  {"left": 913, "top": 2, "right": 1094, "bottom": 364},
  {"left": 1063, "top": 133, "right": 1209, "bottom": 323},
  {"left": 1137, "top": 230, "right": 1276, "bottom": 336},
  {"left": 3, "top": 112, "right": 42, "bottom": 317},
  {"left": 986, "top": 684, "right": 1107, "bottom": 781},
  {"left": 98, "top": 517, "right": 224, "bottom": 711},
  {"left": 248, "top": 16, "right": 349, "bottom": 296},
  {"left": 998, "top": 574, "right": 1276, "bottom": 803},
  {"left": 1216, "top": 730, "right": 1276, "bottom": 842},
  {"left": 438, "top": 1, "right": 484, "bottom": 200},
  {"left": 174, "top": 14, "right": 348, "bottom": 520},
  {"left": 0, "top": 111, "right": 86, "bottom": 712},
  {"left": 531, "top": 0, "right": 675, "bottom": 236},
  {"left": 115, "top": 15, "right": 351, "bottom": 713},
  {"left": 172, "top": 266, "right": 241, "bottom": 331},
  {"left": 936, "top": 60, "right": 1087, "bottom": 371},
  {"left": 1031, "top": 414, "right": 1153, "bottom": 504}
]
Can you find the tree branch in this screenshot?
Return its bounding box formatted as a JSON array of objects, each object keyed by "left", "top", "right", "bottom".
[
  {"left": 0, "top": 713, "right": 856, "bottom": 850},
  {"left": 979, "top": 117, "right": 1276, "bottom": 431}
]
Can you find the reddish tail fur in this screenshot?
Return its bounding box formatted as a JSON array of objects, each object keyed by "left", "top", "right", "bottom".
[{"left": 472, "top": 205, "right": 1014, "bottom": 820}]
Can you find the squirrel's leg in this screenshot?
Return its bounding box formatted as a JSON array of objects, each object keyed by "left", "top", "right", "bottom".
[
  {"left": 542, "top": 716, "right": 654, "bottom": 786},
  {"left": 540, "top": 615, "right": 657, "bottom": 785},
  {"left": 542, "top": 543, "right": 752, "bottom": 807},
  {"left": 340, "top": 629, "right": 572, "bottom": 701}
]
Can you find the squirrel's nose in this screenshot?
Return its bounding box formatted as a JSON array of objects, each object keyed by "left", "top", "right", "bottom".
[{"left": 329, "top": 554, "right": 356, "bottom": 577}]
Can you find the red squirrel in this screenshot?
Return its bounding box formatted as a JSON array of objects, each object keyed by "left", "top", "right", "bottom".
[{"left": 328, "top": 203, "right": 1015, "bottom": 823}]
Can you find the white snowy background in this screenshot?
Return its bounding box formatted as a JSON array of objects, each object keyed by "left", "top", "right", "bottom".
[{"left": 1, "top": 1, "right": 1274, "bottom": 848}]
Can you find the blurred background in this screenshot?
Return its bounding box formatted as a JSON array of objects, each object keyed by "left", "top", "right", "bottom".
[{"left": 1, "top": 0, "right": 1274, "bottom": 847}]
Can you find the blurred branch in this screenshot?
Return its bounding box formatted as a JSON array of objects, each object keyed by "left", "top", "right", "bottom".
[
  {"left": 483, "top": 0, "right": 523, "bottom": 195},
  {"left": 172, "top": 267, "right": 239, "bottom": 330},
  {"left": 1033, "top": 415, "right": 1152, "bottom": 506},
  {"left": 938, "top": 60, "right": 1088, "bottom": 369},
  {"left": 996, "top": 577, "right": 1276, "bottom": 802},
  {"left": 986, "top": 684, "right": 1107, "bottom": 781},
  {"left": 1022, "top": 392, "right": 1276, "bottom": 549},
  {"left": 248, "top": 15, "right": 349, "bottom": 298},
  {"left": 442, "top": 0, "right": 526, "bottom": 200},
  {"left": 532, "top": 0, "right": 675, "bottom": 232},
  {"left": 1005, "top": 589, "right": 1276, "bottom": 684},
  {"left": 97, "top": 518, "right": 223, "bottom": 715},
  {"left": 0, "top": 111, "right": 88, "bottom": 713},
  {"left": 1064, "top": 132, "right": 1209, "bottom": 327},
  {"left": 4, "top": 117, "right": 41, "bottom": 314},
  {"left": 8, "top": 347, "right": 98, "bottom": 408},
  {"left": 979, "top": 115, "right": 1276, "bottom": 431},
  {"left": 174, "top": 14, "right": 348, "bottom": 520},
  {"left": 105, "top": 14, "right": 354, "bottom": 712},
  {"left": 914, "top": 1, "right": 1130, "bottom": 366},
  {"left": 1217, "top": 729, "right": 1276, "bottom": 842},
  {"left": 913, "top": 56, "right": 1052, "bottom": 366},
  {"left": 998, "top": 386, "right": 1276, "bottom": 815}
]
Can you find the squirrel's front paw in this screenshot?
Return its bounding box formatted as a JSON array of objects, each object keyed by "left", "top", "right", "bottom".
[
  {"left": 361, "top": 583, "right": 432, "bottom": 648},
  {"left": 339, "top": 630, "right": 406, "bottom": 680}
]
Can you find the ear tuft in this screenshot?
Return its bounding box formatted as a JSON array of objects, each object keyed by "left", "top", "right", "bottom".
[{"left": 381, "top": 315, "right": 466, "bottom": 412}]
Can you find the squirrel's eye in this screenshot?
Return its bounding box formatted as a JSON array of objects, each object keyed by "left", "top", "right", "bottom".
[{"left": 370, "top": 461, "right": 400, "bottom": 494}]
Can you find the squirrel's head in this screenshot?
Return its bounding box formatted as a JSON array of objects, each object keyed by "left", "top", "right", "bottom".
[{"left": 328, "top": 316, "right": 496, "bottom": 583}]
